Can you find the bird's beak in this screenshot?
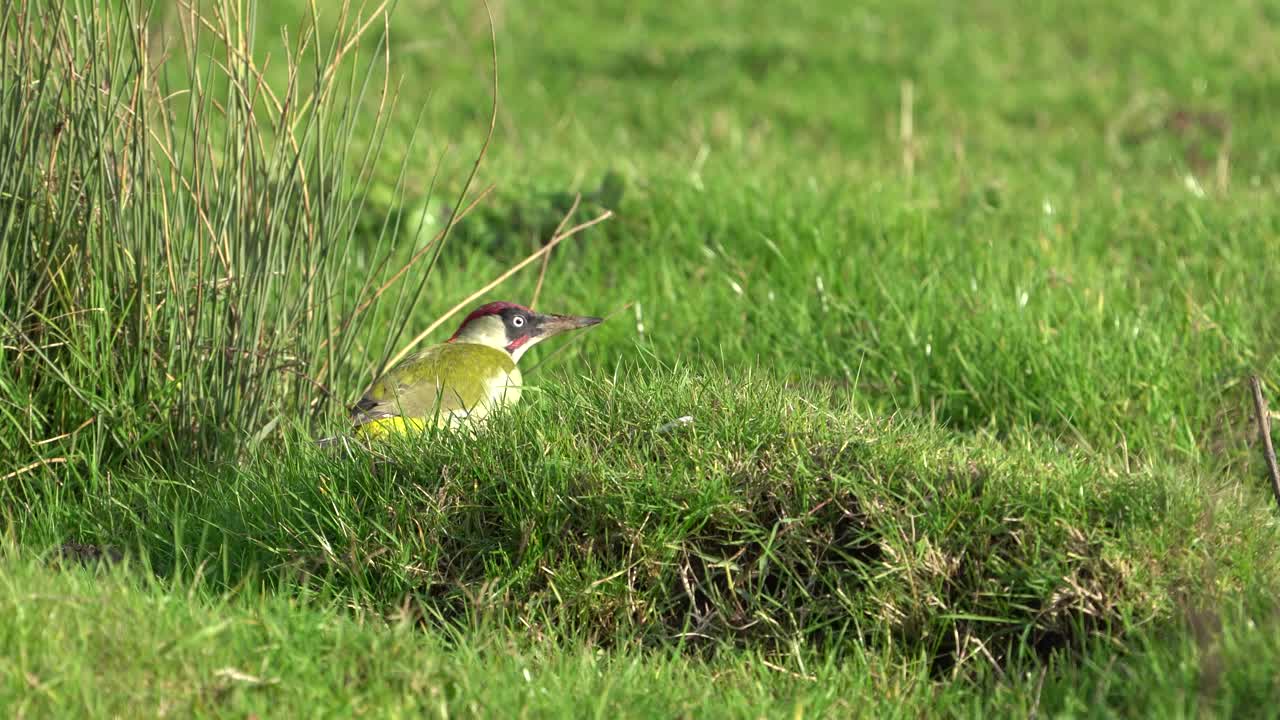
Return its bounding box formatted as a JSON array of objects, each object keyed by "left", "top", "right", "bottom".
[{"left": 536, "top": 312, "right": 603, "bottom": 337}]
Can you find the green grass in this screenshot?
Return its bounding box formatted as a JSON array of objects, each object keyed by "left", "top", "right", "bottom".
[
  {"left": 4, "top": 555, "right": 1280, "bottom": 718},
  {"left": 17, "top": 367, "right": 1219, "bottom": 651},
  {"left": 4, "top": 0, "right": 1280, "bottom": 716}
]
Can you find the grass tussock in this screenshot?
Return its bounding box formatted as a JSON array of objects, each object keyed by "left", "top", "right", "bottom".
[{"left": 0, "top": 0, "right": 446, "bottom": 471}]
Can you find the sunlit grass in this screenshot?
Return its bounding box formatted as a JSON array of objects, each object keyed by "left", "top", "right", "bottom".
[{"left": 3, "top": 0, "right": 1280, "bottom": 716}]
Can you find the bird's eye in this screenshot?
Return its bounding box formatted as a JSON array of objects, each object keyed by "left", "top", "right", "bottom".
[{"left": 512, "top": 315, "right": 526, "bottom": 328}]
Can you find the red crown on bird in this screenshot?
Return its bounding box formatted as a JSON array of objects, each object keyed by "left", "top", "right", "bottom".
[{"left": 447, "top": 301, "right": 530, "bottom": 341}]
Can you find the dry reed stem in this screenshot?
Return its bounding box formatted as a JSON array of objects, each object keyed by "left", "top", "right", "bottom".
[
  {"left": 317, "top": 0, "right": 500, "bottom": 387},
  {"left": 382, "top": 209, "right": 614, "bottom": 370},
  {"left": 33, "top": 417, "right": 95, "bottom": 447},
  {"left": 1, "top": 458, "right": 67, "bottom": 482},
  {"left": 530, "top": 193, "right": 581, "bottom": 310},
  {"left": 345, "top": 187, "right": 497, "bottom": 328},
  {"left": 1249, "top": 376, "right": 1280, "bottom": 511}
]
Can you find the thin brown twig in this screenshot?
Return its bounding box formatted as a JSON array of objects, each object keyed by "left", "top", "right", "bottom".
[
  {"left": 340, "top": 186, "right": 496, "bottom": 332},
  {"left": 1249, "top": 375, "right": 1280, "bottom": 511},
  {"left": 588, "top": 562, "right": 639, "bottom": 589},
  {"left": 2, "top": 458, "right": 67, "bottom": 482},
  {"left": 33, "top": 417, "right": 95, "bottom": 447},
  {"left": 312, "top": 185, "right": 498, "bottom": 387},
  {"left": 530, "top": 193, "right": 581, "bottom": 310},
  {"left": 173, "top": 0, "right": 391, "bottom": 238},
  {"left": 326, "top": 0, "right": 500, "bottom": 376},
  {"left": 758, "top": 659, "right": 816, "bottom": 682},
  {"left": 287, "top": 0, "right": 393, "bottom": 137},
  {"left": 382, "top": 210, "right": 613, "bottom": 370},
  {"left": 3, "top": 342, "right": 66, "bottom": 352}
]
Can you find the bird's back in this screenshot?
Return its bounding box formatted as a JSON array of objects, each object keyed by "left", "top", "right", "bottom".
[{"left": 352, "top": 342, "right": 522, "bottom": 433}]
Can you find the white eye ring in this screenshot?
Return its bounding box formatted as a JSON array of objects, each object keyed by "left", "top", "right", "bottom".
[{"left": 512, "top": 316, "right": 525, "bottom": 328}]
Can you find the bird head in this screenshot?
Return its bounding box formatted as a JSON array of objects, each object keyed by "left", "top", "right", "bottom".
[{"left": 447, "top": 301, "right": 602, "bottom": 361}]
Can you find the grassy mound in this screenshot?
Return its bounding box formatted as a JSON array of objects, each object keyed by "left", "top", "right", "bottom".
[{"left": 23, "top": 365, "right": 1276, "bottom": 676}]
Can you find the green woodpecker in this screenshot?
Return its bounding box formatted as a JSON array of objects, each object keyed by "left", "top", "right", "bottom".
[{"left": 344, "top": 301, "right": 601, "bottom": 440}]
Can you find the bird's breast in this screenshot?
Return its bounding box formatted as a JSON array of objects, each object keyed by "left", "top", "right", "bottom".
[
  {"left": 448, "top": 364, "right": 521, "bottom": 427},
  {"left": 485, "top": 365, "right": 522, "bottom": 409},
  {"left": 355, "top": 342, "right": 523, "bottom": 434}
]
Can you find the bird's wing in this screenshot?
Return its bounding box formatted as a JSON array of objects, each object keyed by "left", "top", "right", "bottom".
[{"left": 350, "top": 343, "right": 517, "bottom": 427}]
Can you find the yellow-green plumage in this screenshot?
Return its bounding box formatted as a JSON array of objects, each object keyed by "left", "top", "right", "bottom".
[
  {"left": 353, "top": 342, "right": 522, "bottom": 437},
  {"left": 323, "top": 301, "right": 601, "bottom": 445}
]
